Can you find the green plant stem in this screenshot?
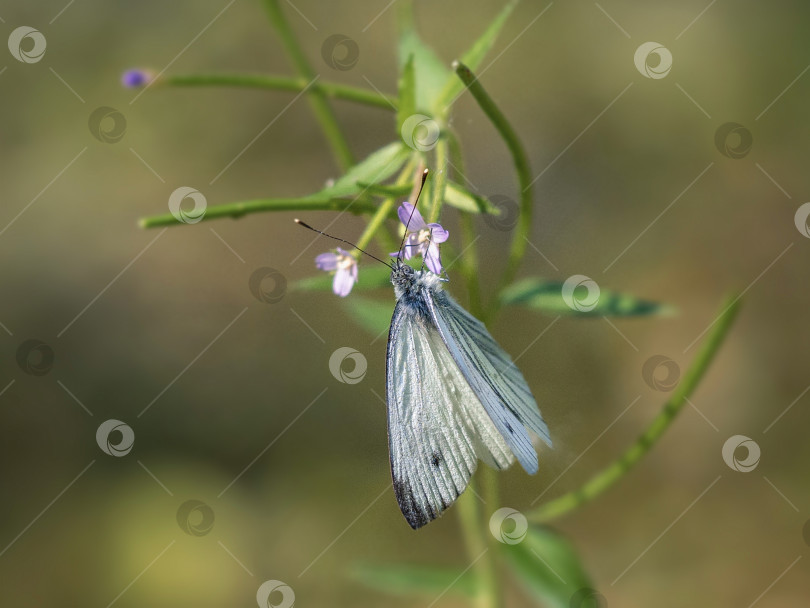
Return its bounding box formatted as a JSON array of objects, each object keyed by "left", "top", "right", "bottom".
[
  {"left": 452, "top": 62, "right": 533, "bottom": 314},
  {"left": 354, "top": 158, "right": 418, "bottom": 253},
  {"left": 427, "top": 136, "right": 449, "bottom": 223},
  {"left": 528, "top": 295, "right": 742, "bottom": 523},
  {"left": 261, "top": 0, "right": 354, "bottom": 170},
  {"left": 162, "top": 73, "right": 397, "bottom": 110},
  {"left": 138, "top": 197, "right": 387, "bottom": 228},
  {"left": 455, "top": 481, "right": 497, "bottom": 608}
]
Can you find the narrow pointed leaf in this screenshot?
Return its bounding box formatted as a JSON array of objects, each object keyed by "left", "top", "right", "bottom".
[
  {"left": 397, "top": 54, "right": 417, "bottom": 131},
  {"left": 350, "top": 562, "right": 476, "bottom": 598},
  {"left": 500, "top": 277, "right": 669, "bottom": 317},
  {"left": 308, "top": 142, "right": 411, "bottom": 200},
  {"left": 355, "top": 182, "right": 412, "bottom": 198},
  {"left": 436, "top": 0, "right": 520, "bottom": 111},
  {"left": 502, "top": 525, "right": 598, "bottom": 608},
  {"left": 341, "top": 295, "right": 394, "bottom": 336},
  {"left": 445, "top": 182, "right": 500, "bottom": 214},
  {"left": 397, "top": 1, "right": 450, "bottom": 111}
]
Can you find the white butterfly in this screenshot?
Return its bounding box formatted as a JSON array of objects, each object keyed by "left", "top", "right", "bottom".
[{"left": 386, "top": 259, "right": 552, "bottom": 528}]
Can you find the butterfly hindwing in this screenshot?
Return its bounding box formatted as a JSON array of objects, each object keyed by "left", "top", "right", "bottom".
[
  {"left": 426, "top": 290, "right": 552, "bottom": 474},
  {"left": 386, "top": 299, "right": 514, "bottom": 529}
]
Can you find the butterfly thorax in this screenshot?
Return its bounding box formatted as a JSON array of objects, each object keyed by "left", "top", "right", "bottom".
[{"left": 391, "top": 262, "right": 442, "bottom": 300}]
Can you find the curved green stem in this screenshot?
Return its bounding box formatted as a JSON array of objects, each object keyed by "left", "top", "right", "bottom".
[
  {"left": 162, "top": 73, "right": 397, "bottom": 110},
  {"left": 261, "top": 0, "right": 354, "bottom": 170},
  {"left": 452, "top": 62, "right": 533, "bottom": 314},
  {"left": 138, "top": 197, "right": 386, "bottom": 228},
  {"left": 528, "top": 294, "right": 742, "bottom": 523}
]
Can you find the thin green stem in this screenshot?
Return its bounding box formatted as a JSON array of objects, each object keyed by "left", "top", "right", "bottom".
[
  {"left": 528, "top": 294, "right": 742, "bottom": 523},
  {"left": 428, "top": 136, "right": 449, "bottom": 224},
  {"left": 452, "top": 62, "right": 533, "bottom": 314},
  {"left": 162, "top": 73, "right": 397, "bottom": 110},
  {"left": 261, "top": 0, "right": 354, "bottom": 170},
  {"left": 138, "top": 197, "right": 386, "bottom": 228},
  {"left": 455, "top": 481, "right": 496, "bottom": 608},
  {"left": 353, "top": 157, "right": 418, "bottom": 254}
]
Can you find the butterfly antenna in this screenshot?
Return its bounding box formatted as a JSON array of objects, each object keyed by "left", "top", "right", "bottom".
[
  {"left": 294, "top": 219, "right": 393, "bottom": 268},
  {"left": 397, "top": 168, "right": 430, "bottom": 262}
]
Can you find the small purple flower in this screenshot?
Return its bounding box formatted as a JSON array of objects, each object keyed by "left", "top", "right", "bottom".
[
  {"left": 121, "top": 68, "right": 155, "bottom": 88},
  {"left": 316, "top": 247, "right": 358, "bottom": 297},
  {"left": 389, "top": 202, "right": 448, "bottom": 275}
]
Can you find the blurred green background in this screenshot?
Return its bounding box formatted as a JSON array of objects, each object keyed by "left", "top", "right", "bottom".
[{"left": 1, "top": 0, "right": 808, "bottom": 606}]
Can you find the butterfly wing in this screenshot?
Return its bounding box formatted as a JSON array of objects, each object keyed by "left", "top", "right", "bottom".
[
  {"left": 426, "top": 290, "right": 552, "bottom": 475},
  {"left": 386, "top": 299, "right": 515, "bottom": 529}
]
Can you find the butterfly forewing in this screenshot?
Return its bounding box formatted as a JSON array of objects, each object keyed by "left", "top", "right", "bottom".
[{"left": 386, "top": 299, "right": 514, "bottom": 529}]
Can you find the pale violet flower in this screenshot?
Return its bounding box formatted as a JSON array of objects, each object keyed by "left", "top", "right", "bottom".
[
  {"left": 389, "top": 202, "right": 448, "bottom": 275},
  {"left": 316, "top": 248, "right": 358, "bottom": 297},
  {"left": 121, "top": 68, "right": 155, "bottom": 88}
]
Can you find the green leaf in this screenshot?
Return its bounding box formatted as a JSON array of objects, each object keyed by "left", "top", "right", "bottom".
[
  {"left": 500, "top": 277, "right": 669, "bottom": 317},
  {"left": 355, "top": 182, "right": 412, "bottom": 199},
  {"left": 436, "top": 0, "right": 520, "bottom": 111},
  {"left": 291, "top": 265, "right": 392, "bottom": 293},
  {"left": 397, "top": 1, "right": 451, "bottom": 112},
  {"left": 307, "top": 142, "right": 411, "bottom": 200},
  {"left": 503, "top": 525, "right": 599, "bottom": 608},
  {"left": 397, "top": 54, "right": 417, "bottom": 132},
  {"left": 350, "top": 562, "right": 476, "bottom": 598},
  {"left": 341, "top": 295, "right": 394, "bottom": 336},
  {"left": 445, "top": 182, "right": 500, "bottom": 214}
]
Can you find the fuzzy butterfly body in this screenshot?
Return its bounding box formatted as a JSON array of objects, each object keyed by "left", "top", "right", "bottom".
[{"left": 386, "top": 261, "right": 552, "bottom": 529}]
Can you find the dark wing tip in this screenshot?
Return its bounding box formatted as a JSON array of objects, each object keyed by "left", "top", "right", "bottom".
[{"left": 393, "top": 477, "right": 432, "bottom": 530}]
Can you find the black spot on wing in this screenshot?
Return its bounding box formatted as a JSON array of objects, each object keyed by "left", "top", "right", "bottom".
[
  {"left": 392, "top": 477, "right": 430, "bottom": 530},
  {"left": 430, "top": 451, "right": 443, "bottom": 468}
]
